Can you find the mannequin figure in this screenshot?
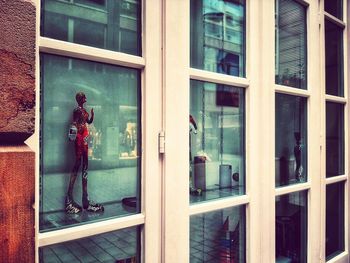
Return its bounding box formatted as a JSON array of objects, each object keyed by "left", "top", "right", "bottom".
[{"left": 65, "top": 92, "right": 104, "bottom": 214}]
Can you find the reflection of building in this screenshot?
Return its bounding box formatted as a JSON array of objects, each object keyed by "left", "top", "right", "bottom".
[
  {"left": 191, "top": 0, "right": 245, "bottom": 76},
  {"left": 44, "top": 0, "right": 139, "bottom": 53}
]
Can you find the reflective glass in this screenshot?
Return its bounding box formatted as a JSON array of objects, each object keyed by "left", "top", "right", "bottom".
[
  {"left": 324, "top": 0, "right": 343, "bottom": 20},
  {"left": 40, "top": 54, "right": 141, "bottom": 232},
  {"left": 190, "top": 80, "right": 245, "bottom": 204},
  {"left": 326, "top": 182, "right": 345, "bottom": 260},
  {"left": 190, "top": 206, "right": 246, "bottom": 263},
  {"left": 275, "top": 94, "right": 307, "bottom": 187},
  {"left": 41, "top": 0, "right": 141, "bottom": 56},
  {"left": 39, "top": 226, "right": 140, "bottom": 262},
  {"left": 275, "top": 0, "right": 307, "bottom": 89},
  {"left": 325, "top": 19, "right": 344, "bottom": 97},
  {"left": 276, "top": 191, "right": 307, "bottom": 263},
  {"left": 326, "top": 102, "right": 344, "bottom": 177},
  {"left": 190, "top": 0, "right": 246, "bottom": 77}
]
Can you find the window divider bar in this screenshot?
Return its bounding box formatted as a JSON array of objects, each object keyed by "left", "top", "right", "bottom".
[
  {"left": 275, "top": 183, "right": 311, "bottom": 197},
  {"left": 325, "top": 94, "right": 347, "bottom": 104},
  {"left": 274, "top": 84, "right": 310, "bottom": 97},
  {"left": 324, "top": 12, "right": 346, "bottom": 29},
  {"left": 39, "top": 37, "right": 145, "bottom": 69},
  {"left": 293, "top": 0, "right": 310, "bottom": 7},
  {"left": 325, "top": 251, "right": 349, "bottom": 263},
  {"left": 189, "top": 68, "right": 249, "bottom": 88},
  {"left": 38, "top": 213, "right": 145, "bottom": 248},
  {"left": 325, "top": 174, "right": 348, "bottom": 185},
  {"left": 189, "top": 195, "right": 250, "bottom": 216}
]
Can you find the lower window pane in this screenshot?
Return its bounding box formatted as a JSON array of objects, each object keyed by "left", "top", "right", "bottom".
[
  {"left": 276, "top": 191, "right": 307, "bottom": 263},
  {"left": 40, "top": 54, "right": 141, "bottom": 231},
  {"left": 39, "top": 226, "right": 140, "bottom": 262},
  {"left": 326, "top": 182, "right": 345, "bottom": 260},
  {"left": 190, "top": 80, "right": 245, "bottom": 204},
  {"left": 190, "top": 206, "right": 246, "bottom": 263}
]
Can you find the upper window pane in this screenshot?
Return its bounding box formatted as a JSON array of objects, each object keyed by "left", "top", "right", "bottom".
[
  {"left": 275, "top": 93, "right": 307, "bottom": 187},
  {"left": 326, "top": 182, "right": 345, "bottom": 260},
  {"left": 325, "top": 19, "right": 344, "bottom": 97},
  {"left": 326, "top": 102, "right": 344, "bottom": 177},
  {"left": 324, "top": 0, "right": 343, "bottom": 20},
  {"left": 40, "top": 54, "right": 141, "bottom": 232},
  {"left": 190, "top": 0, "right": 246, "bottom": 77},
  {"left": 41, "top": 0, "right": 141, "bottom": 56},
  {"left": 275, "top": 0, "right": 307, "bottom": 89},
  {"left": 190, "top": 80, "right": 245, "bottom": 204}
]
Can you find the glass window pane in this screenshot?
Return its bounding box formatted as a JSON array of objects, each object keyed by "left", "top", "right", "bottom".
[
  {"left": 325, "top": 19, "right": 344, "bottom": 96},
  {"left": 326, "top": 182, "right": 345, "bottom": 260},
  {"left": 324, "top": 0, "right": 343, "bottom": 20},
  {"left": 41, "top": 0, "right": 141, "bottom": 56},
  {"left": 40, "top": 54, "right": 141, "bottom": 232},
  {"left": 326, "top": 102, "right": 344, "bottom": 177},
  {"left": 190, "top": 0, "right": 246, "bottom": 77},
  {"left": 190, "top": 206, "right": 246, "bottom": 263},
  {"left": 275, "top": 94, "right": 307, "bottom": 187},
  {"left": 39, "top": 226, "right": 140, "bottom": 262},
  {"left": 190, "top": 80, "right": 245, "bottom": 204},
  {"left": 275, "top": 0, "right": 307, "bottom": 89},
  {"left": 276, "top": 191, "right": 307, "bottom": 263}
]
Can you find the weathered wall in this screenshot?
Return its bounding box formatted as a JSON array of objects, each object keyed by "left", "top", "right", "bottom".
[
  {"left": 0, "top": 0, "right": 36, "bottom": 262},
  {"left": 0, "top": 0, "right": 36, "bottom": 143}
]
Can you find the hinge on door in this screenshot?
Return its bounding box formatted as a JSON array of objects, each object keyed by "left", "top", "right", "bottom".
[{"left": 159, "top": 131, "right": 165, "bottom": 154}]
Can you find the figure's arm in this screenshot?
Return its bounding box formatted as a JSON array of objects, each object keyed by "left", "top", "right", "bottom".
[{"left": 87, "top": 108, "right": 94, "bottom": 124}]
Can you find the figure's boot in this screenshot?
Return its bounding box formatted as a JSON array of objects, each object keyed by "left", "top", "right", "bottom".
[
  {"left": 82, "top": 171, "right": 104, "bottom": 212},
  {"left": 82, "top": 197, "right": 104, "bottom": 212},
  {"left": 65, "top": 196, "right": 82, "bottom": 214}
]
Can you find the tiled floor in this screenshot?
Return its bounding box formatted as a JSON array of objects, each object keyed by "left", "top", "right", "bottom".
[{"left": 40, "top": 228, "right": 138, "bottom": 263}]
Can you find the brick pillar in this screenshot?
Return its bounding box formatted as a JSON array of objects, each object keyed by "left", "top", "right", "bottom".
[
  {"left": 0, "top": 0, "right": 36, "bottom": 262},
  {"left": 0, "top": 146, "right": 35, "bottom": 263}
]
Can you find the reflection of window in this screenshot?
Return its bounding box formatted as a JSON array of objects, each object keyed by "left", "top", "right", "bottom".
[
  {"left": 275, "top": 0, "right": 307, "bottom": 89},
  {"left": 41, "top": 0, "right": 141, "bottom": 55},
  {"left": 191, "top": 0, "right": 245, "bottom": 77}
]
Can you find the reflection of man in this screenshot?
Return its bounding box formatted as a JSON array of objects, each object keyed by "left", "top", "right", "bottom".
[{"left": 65, "top": 92, "right": 104, "bottom": 214}]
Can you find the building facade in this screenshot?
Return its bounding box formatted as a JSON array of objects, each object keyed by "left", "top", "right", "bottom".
[{"left": 0, "top": 0, "right": 350, "bottom": 262}]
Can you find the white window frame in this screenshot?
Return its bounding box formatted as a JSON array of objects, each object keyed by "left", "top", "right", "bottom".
[{"left": 31, "top": 0, "right": 350, "bottom": 262}]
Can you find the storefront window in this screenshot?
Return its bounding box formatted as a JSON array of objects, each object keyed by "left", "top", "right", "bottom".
[
  {"left": 190, "top": 0, "right": 246, "bottom": 77},
  {"left": 325, "top": 19, "right": 344, "bottom": 97},
  {"left": 190, "top": 80, "right": 245, "bottom": 203},
  {"left": 276, "top": 191, "right": 307, "bottom": 263},
  {"left": 41, "top": 0, "right": 141, "bottom": 55},
  {"left": 275, "top": 0, "right": 307, "bottom": 89},
  {"left": 326, "top": 102, "right": 344, "bottom": 177},
  {"left": 190, "top": 206, "right": 246, "bottom": 263},
  {"left": 326, "top": 182, "right": 345, "bottom": 260},
  {"left": 40, "top": 226, "right": 140, "bottom": 262},
  {"left": 275, "top": 94, "right": 307, "bottom": 187},
  {"left": 40, "top": 54, "right": 141, "bottom": 231}
]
